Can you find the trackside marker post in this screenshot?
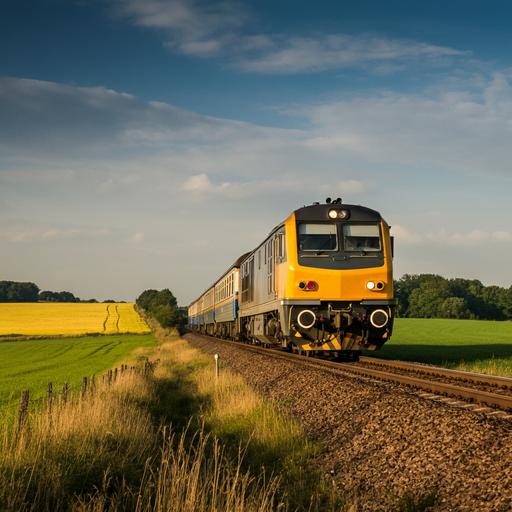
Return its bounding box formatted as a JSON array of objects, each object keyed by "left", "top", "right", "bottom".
[{"left": 215, "top": 354, "right": 219, "bottom": 378}]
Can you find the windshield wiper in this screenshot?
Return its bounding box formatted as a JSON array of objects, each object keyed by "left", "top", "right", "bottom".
[{"left": 314, "top": 237, "right": 336, "bottom": 255}]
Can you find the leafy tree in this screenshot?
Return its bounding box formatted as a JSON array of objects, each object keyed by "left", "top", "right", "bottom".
[
  {"left": 407, "top": 276, "right": 452, "bottom": 318},
  {"left": 394, "top": 274, "right": 512, "bottom": 320},
  {"left": 439, "top": 297, "right": 470, "bottom": 319},
  {"left": 135, "top": 289, "right": 159, "bottom": 311},
  {"left": 500, "top": 287, "right": 512, "bottom": 320},
  {"left": 136, "top": 288, "right": 183, "bottom": 328},
  {"left": 153, "top": 304, "right": 182, "bottom": 328},
  {"left": 394, "top": 274, "right": 440, "bottom": 317},
  {"left": 150, "top": 289, "right": 177, "bottom": 309},
  {"left": 38, "top": 290, "right": 79, "bottom": 302},
  {"left": 0, "top": 281, "right": 39, "bottom": 302}
]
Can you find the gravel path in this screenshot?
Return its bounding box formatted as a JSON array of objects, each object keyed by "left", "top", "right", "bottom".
[{"left": 185, "top": 333, "right": 512, "bottom": 511}]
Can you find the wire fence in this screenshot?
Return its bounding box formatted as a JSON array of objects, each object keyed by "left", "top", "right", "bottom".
[{"left": 9, "top": 359, "right": 160, "bottom": 439}]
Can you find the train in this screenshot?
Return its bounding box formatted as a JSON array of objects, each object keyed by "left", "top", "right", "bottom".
[{"left": 187, "top": 199, "right": 397, "bottom": 358}]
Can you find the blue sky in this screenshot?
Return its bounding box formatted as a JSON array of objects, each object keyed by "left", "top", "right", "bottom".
[{"left": 1, "top": 0, "right": 512, "bottom": 303}]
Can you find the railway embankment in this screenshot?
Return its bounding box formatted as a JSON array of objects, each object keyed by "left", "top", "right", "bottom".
[{"left": 185, "top": 333, "right": 512, "bottom": 512}]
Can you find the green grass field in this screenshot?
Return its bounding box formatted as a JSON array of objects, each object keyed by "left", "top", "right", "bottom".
[
  {"left": 0, "top": 334, "right": 158, "bottom": 413},
  {"left": 371, "top": 318, "right": 512, "bottom": 376}
]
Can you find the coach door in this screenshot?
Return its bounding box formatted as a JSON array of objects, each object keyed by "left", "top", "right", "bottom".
[
  {"left": 266, "top": 238, "right": 275, "bottom": 298},
  {"left": 241, "top": 258, "right": 254, "bottom": 304}
]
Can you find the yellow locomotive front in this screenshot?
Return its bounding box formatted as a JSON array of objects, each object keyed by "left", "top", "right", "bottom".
[{"left": 238, "top": 200, "right": 396, "bottom": 357}]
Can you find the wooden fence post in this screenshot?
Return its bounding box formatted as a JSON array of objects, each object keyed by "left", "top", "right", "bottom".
[
  {"left": 47, "top": 382, "right": 53, "bottom": 424},
  {"left": 62, "top": 382, "right": 68, "bottom": 404},
  {"left": 81, "top": 377, "right": 87, "bottom": 400},
  {"left": 90, "top": 375, "right": 95, "bottom": 395},
  {"left": 15, "top": 390, "right": 29, "bottom": 436}
]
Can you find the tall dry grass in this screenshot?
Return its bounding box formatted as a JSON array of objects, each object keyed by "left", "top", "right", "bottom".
[
  {"left": 1, "top": 371, "right": 156, "bottom": 511},
  {"left": 446, "top": 356, "right": 512, "bottom": 378},
  {"left": 1, "top": 325, "right": 347, "bottom": 511},
  {"left": 0, "top": 333, "right": 283, "bottom": 512}
]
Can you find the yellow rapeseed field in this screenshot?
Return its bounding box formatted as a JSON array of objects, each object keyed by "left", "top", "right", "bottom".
[{"left": 0, "top": 303, "right": 150, "bottom": 336}]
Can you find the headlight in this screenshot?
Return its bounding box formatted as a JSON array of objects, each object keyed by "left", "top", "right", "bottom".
[
  {"left": 328, "top": 209, "right": 350, "bottom": 220},
  {"left": 370, "top": 309, "right": 389, "bottom": 328},
  {"left": 366, "top": 281, "right": 375, "bottom": 290},
  {"left": 297, "top": 310, "right": 316, "bottom": 329}
]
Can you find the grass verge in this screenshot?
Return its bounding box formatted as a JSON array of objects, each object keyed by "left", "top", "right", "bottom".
[
  {"left": 0, "top": 334, "right": 158, "bottom": 418},
  {"left": 0, "top": 323, "right": 346, "bottom": 511}
]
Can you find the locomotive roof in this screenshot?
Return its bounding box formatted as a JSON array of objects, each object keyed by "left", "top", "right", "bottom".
[
  {"left": 293, "top": 202, "right": 382, "bottom": 222},
  {"left": 265, "top": 202, "right": 382, "bottom": 239}
]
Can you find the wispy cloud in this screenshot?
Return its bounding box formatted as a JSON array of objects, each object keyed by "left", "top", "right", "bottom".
[
  {"left": 0, "top": 77, "right": 251, "bottom": 155},
  {"left": 128, "top": 232, "right": 145, "bottom": 242},
  {"left": 1, "top": 227, "right": 110, "bottom": 243},
  {"left": 182, "top": 173, "right": 311, "bottom": 199},
  {"left": 390, "top": 225, "right": 423, "bottom": 245},
  {"left": 299, "top": 72, "right": 512, "bottom": 177},
  {"left": 3, "top": 73, "right": 512, "bottom": 189},
  {"left": 108, "top": 0, "right": 469, "bottom": 74},
  {"left": 395, "top": 227, "right": 512, "bottom": 246},
  {"left": 233, "top": 34, "right": 469, "bottom": 74}
]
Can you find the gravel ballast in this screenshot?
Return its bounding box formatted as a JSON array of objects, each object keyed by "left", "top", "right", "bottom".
[{"left": 185, "top": 333, "right": 512, "bottom": 511}]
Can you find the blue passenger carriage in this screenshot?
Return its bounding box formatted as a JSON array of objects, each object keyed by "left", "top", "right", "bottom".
[{"left": 188, "top": 253, "right": 249, "bottom": 337}]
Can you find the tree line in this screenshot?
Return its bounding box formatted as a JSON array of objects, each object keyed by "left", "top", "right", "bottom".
[
  {"left": 395, "top": 274, "right": 512, "bottom": 320},
  {"left": 0, "top": 280, "right": 121, "bottom": 303},
  {"left": 136, "top": 289, "right": 185, "bottom": 329}
]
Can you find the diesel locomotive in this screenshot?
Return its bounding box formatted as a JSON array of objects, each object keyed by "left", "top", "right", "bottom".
[{"left": 188, "top": 200, "right": 397, "bottom": 357}]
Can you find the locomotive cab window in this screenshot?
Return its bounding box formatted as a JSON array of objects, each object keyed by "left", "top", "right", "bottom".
[
  {"left": 298, "top": 223, "right": 338, "bottom": 252},
  {"left": 342, "top": 224, "right": 381, "bottom": 252}
]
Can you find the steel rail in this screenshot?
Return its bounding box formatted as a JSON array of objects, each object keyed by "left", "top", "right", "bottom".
[
  {"left": 359, "top": 356, "right": 512, "bottom": 390},
  {"left": 187, "top": 333, "right": 512, "bottom": 412}
]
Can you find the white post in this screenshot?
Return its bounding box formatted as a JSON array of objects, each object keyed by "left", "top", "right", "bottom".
[{"left": 214, "top": 354, "right": 219, "bottom": 378}]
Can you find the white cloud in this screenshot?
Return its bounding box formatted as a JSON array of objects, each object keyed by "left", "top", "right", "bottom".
[
  {"left": 493, "top": 231, "right": 512, "bottom": 242},
  {"left": 1, "top": 227, "right": 111, "bottom": 243},
  {"left": 234, "top": 34, "right": 469, "bottom": 74},
  {"left": 0, "top": 77, "right": 254, "bottom": 155},
  {"left": 427, "top": 229, "right": 490, "bottom": 246},
  {"left": 389, "top": 227, "right": 512, "bottom": 247},
  {"left": 182, "top": 173, "right": 310, "bottom": 199},
  {"left": 42, "top": 229, "right": 82, "bottom": 239},
  {"left": 298, "top": 73, "right": 512, "bottom": 177},
  {"left": 128, "top": 232, "right": 145, "bottom": 242},
  {"left": 390, "top": 225, "right": 423, "bottom": 245},
  {"left": 90, "top": 229, "right": 110, "bottom": 237},
  {"left": 111, "top": 0, "right": 246, "bottom": 55},
  {"left": 183, "top": 173, "right": 218, "bottom": 192},
  {"left": 109, "top": 0, "right": 469, "bottom": 74},
  {"left": 4, "top": 74, "right": 512, "bottom": 190}
]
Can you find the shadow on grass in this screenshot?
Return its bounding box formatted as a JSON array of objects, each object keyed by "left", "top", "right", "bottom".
[
  {"left": 149, "top": 371, "right": 206, "bottom": 431},
  {"left": 369, "top": 344, "right": 512, "bottom": 367}
]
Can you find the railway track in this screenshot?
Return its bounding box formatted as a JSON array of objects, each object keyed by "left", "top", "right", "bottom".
[{"left": 188, "top": 332, "right": 512, "bottom": 414}]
